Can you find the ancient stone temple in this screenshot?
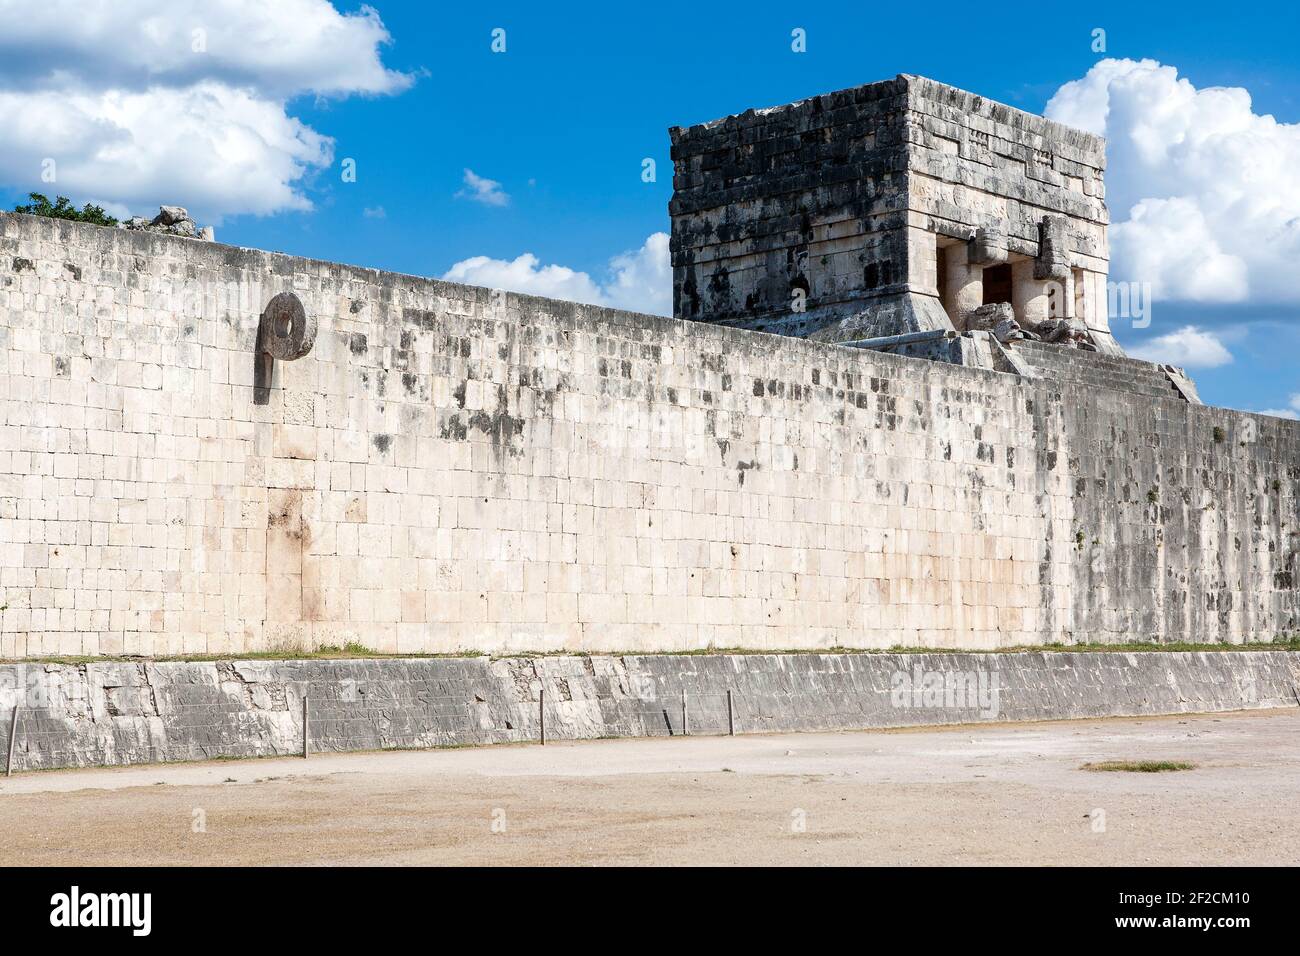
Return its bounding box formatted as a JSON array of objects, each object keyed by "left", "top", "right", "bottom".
[
  {"left": 0, "top": 75, "right": 1294, "bottom": 661},
  {"left": 670, "top": 75, "right": 1120, "bottom": 360}
]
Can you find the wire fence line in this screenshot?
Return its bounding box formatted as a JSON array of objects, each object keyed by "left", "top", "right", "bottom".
[{"left": 3, "top": 687, "right": 744, "bottom": 774}]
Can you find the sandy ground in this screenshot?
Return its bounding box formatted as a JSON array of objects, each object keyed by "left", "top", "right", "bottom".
[{"left": 1, "top": 709, "right": 1298, "bottom": 866}]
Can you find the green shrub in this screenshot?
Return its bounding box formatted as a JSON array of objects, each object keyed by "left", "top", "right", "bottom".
[{"left": 13, "top": 192, "right": 118, "bottom": 226}]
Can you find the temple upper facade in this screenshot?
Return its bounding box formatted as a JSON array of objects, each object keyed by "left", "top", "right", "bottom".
[{"left": 669, "top": 74, "right": 1121, "bottom": 356}]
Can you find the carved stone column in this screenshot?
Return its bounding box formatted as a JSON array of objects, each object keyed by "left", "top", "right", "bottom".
[
  {"left": 1011, "top": 259, "right": 1049, "bottom": 326},
  {"left": 942, "top": 242, "right": 983, "bottom": 329}
]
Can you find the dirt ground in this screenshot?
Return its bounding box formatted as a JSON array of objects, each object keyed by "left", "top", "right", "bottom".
[{"left": 2, "top": 709, "right": 1298, "bottom": 866}]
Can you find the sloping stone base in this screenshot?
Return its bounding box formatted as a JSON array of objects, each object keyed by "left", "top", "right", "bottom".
[{"left": 2, "top": 651, "right": 1296, "bottom": 772}]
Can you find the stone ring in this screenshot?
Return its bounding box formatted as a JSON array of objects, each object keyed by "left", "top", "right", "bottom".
[{"left": 258, "top": 292, "right": 317, "bottom": 361}]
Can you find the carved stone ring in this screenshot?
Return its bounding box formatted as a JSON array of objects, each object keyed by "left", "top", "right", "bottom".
[
  {"left": 254, "top": 292, "right": 316, "bottom": 404},
  {"left": 258, "top": 292, "right": 317, "bottom": 360}
]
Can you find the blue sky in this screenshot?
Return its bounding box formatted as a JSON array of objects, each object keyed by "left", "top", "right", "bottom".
[{"left": 3, "top": 1, "right": 1299, "bottom": 414}]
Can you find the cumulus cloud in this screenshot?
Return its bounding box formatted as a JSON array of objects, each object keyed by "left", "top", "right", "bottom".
[
  {"left": 0, "top": 0, "right": 411, "bottom": 97},
  {"left": 442, "top": 233, "right": 672, "bottom": 316},
  {"left": 1257, "top": 395, "right": 1300, "bottom": 420},
  {"left": 0, "top": 0, "right": 411, "bottom": 220},
  {"left": 1109, "top": 197, "right": 1248, "bottom": 303},
  {"left": 455, "top": 169, "right": 509, "bottom": 207},
  {"left": 1128, "top": 325, "right": 1234, "bottom": 368},
  {"left": 443, "top": 252, "right": 604, "bottom": 303},
  {"left": 1046, "top": 59, "right": 1300, "bottom": 305},
  {"left": 0, "top": 83, "right": 332, "bottom": 216},
  {"left": 601, "top": 233, "right": 672, "bottom": 313}
]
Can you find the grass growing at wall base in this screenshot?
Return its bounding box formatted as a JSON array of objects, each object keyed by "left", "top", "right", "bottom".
[{"left": 7, "top": 636, "right": 1300, "bottom": 665}]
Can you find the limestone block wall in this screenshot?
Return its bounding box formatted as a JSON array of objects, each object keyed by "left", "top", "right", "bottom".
[
  {"left": 0, "top": 212, "right": 1297, "bottom": 658},
  {"left": 2, "top": 651, "right": 1296, "bottom": 771}
]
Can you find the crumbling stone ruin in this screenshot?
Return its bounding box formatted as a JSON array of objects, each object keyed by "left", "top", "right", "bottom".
[
  {"left": 670, "top": 75, "right": 1118, "bottom": 363},
  {"left": 120, "top": 204, "right": 215, "bottom": 241}
]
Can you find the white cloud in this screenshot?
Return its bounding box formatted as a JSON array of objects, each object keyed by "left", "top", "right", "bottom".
[
  {"left": 1128, "top": 325, "right": 1234, "bottom": 368},
  {"left": 456, "top": 169, "right": 510, "bottom": 207},
  {"left": 602, "top": 232, "right": 672, "bottom": 313},
  {"left": 1108, "top": 197, "right": 1248, "bottom": 303},
  {"left": 0, "top": 0, "right": 411, "bottom": 221},
  {"left": 1046, "top": 59, "right": 1300, "bottom": 305},
  {"left": 443, "top": 252, "right": 605, "bottom": 303},
  {"left": 442, "top": 232, "right": 672, "bottom": 316},
  {"left": 363, "top": 205, "right": 386, "bottom": 219},
  {"left": 0, "top": 0, "right": 411, "bottom": 98},
  {"left": 1257, "top": 394, "right": 1300, "bottom": 420},
  {"left": 0, "top": 83, "right": 332, "bottom": 218}
]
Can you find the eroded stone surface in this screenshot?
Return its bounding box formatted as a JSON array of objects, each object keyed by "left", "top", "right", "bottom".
[{"left": 1, "top": 652, "right": 1295, "bottom": 771}]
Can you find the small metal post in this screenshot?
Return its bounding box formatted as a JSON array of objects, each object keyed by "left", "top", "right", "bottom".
[
  {"left": 6, "top": 705, "right": 18, "bottom": 777},
  {"left": 302, "top": 696, "right": 309, "bottom": 759},
  {"left": 727, "top": 690, "right": 735, "bottom": 736},
  {"left": 539, "top": 689, "right": 546, "bottom": 746},
  {"left": 682, "top": 688, "right": 689, "bottom": 736}
]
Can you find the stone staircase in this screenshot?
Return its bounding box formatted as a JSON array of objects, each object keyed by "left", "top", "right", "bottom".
[{"left": 1008, "top": 340, "right": 1200, "bottom": 403}]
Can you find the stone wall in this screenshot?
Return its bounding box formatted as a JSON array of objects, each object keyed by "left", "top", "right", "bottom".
[
  {"left": 2, "top": 651, "right": 1296, "bottom": 771},
  {"left": 1, "top": 212, "right": 1297, "bottom": 658}
]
